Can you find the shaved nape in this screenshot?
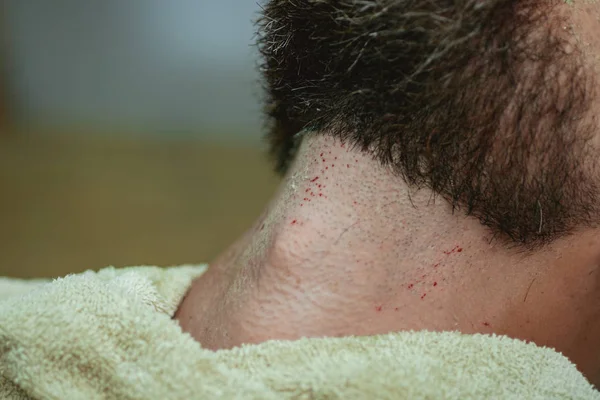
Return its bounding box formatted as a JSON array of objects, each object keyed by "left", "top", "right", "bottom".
[{"left": 257, "top": 0, "right": 599, "bottom": 248}]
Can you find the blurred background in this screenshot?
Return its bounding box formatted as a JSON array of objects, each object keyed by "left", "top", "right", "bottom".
[{"left": 0, "top": 1, "right": 279, "bottom": 278}]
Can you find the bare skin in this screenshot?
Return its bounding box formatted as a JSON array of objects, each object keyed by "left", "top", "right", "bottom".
[
  {"left": 176, "top": 133, "right": 600, "bottom": 382},
  {"left": 176, "top": 1, "right": 600, "bottom": 386}
]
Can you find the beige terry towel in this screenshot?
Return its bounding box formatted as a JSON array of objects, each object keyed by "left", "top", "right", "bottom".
[{"left": 1, "top": 265, "right": 598, "bottom": 399}]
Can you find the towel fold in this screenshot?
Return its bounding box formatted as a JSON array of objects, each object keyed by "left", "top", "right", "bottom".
[{"left": 1, "top": 265, "right": 598, "bottom": 399}]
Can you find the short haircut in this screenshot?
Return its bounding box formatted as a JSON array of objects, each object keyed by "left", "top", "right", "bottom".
[{"left": 257, "top": 0, "right": 599, "bottom": 249}]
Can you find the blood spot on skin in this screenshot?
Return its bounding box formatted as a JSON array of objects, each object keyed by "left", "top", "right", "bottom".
[
  {"left": 291, "top": 219, "right": 297, "bottom": 225},
  {"left": 483, "top": 322, "right": 491, "bottom": 327},
  {"left": 305, "top": 188, "right": 311, "bottom": 193},
  {"left": 421, "top": 293, "right": 427, "bottom": 299},
  {"left": 408, "top": 284, "right": 414, "bottom": 289},
  {"left": 319, "top": 193, "right": 323, "bottom": 197},
  {"left": 433, "top": 282, "right": 438, "bottom": 287},
  {"left": 375, "top": 305, "right": 383, "bottom": 312},
  {"left": 326, "top": 166, "right": 329, "bottom": 170},
  {"left": 433, "top": 263, "right": 440, "bottom": 268},
  {"left": 394, "top": 307, "right": 399, "bottom": 311},
  {"left": 335, "top": 157, "right": 338, "bottom": 160},
  {"left": 320, "top": 153, "right": 324, "bottom": 157},
  {"left": 331, "top": 164, "right": 335, "bottom": 167},
  {"left": 443, "top": 245, "right": 463, "bottom": 255},
  {"left": 347, "top": 164, "right": 350, "bottom": 168},
  {"left": 311, "top": 176, "right": 319, "bottom": 182}
]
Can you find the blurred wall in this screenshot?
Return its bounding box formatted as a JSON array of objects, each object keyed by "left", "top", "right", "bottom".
[
  {"left": 0, "top": 2, "right": 280, "bottom": 279},
  {"left": 4, "top": 0, "right": 263, "bottom": 143},
  {"left": 0, "top": 134, "right": 279, "bottom": 278}
]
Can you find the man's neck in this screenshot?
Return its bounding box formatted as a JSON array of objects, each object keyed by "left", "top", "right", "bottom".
[{"left": 176, "top": 133, "right": 600, "bottom": 383}]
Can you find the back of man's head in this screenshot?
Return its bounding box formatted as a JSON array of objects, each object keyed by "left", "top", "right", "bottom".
[{"left": 257, "top": 0, "right": 600, "bottom": 249}]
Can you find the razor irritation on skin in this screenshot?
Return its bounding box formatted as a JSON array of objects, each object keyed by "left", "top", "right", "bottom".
[{"left": 176, "top": 0, "right": 600, "bottom": 386}]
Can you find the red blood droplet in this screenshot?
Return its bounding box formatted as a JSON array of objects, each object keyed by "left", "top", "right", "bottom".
[
  {"left": 305, "top": 188, "right": 310, "bottom": 193},
  {"left": 310, "top": 176, "right": 319, "bottom": 182},
  {"left": 421, "top": 293, "right": 427, "bottom": 299},
  {"left": 331, "top": 164, "right": 335, "bottom": 167},
  {"left": 394, "top": 307, "right": 399, "bottom": 311},
  {"left": 325, "top": 166, "right": 328, "bottom": 169},
  {"left": 433, "top": 282, "right": 438, "bottom": 287},
  {"left": 408, "top": 284, "right": 414, "bottom": 289},
  {"left": 291, "top": 219, "right": 297, "bottom": 225},
  {"left": 347, "top": 164, "right": 350, "bottom": 168},
  {"left": 320, "top": 153, "right": 324, "bottom": 157},
  {"left": 444, "top": 245, "right": 461, "bottom": 255},
  {"left": 375, "top": 305, "right": 383, "bottom": 312},
  {"left": 483, "top": 322, "right": 491, "bottom": 327}
]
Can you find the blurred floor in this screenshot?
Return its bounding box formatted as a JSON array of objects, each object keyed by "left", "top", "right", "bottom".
[{"left": 0, "top": 131, "right": 279, "bottom": 278}]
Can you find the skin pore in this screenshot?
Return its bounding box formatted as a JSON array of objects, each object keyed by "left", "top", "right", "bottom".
[{"left": 176, "top": 0, "right": 600, "bottom": 386}]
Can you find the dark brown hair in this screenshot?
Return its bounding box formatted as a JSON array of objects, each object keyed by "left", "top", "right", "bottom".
[{"left": 257, "top": 0, "right": 598, "bottom": 248}]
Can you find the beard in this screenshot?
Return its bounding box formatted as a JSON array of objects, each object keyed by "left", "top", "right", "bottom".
[{"left": 257, "top": 0, "right": 599, "bottom": 248}]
